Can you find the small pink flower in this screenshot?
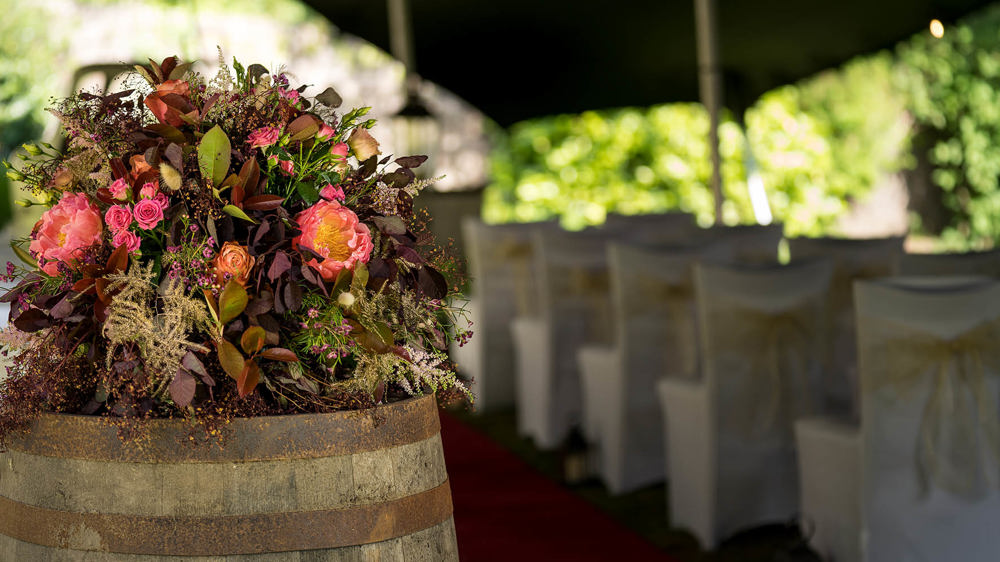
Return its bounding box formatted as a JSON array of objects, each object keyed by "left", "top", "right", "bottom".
[
  {"left": 153, "top": 192, "right": 170, "bottom": 210},
  {"left": 320, "top": 184, "right": 346, "bottom": 202},
  {"left": 248, "top": 126, "right": 281, "bottom": 149},
  {"left": 133, "top": 199, "right": 164, "bottom": 230},
  {"left": 317, "top": 123, "right": 336, "bottom": 141},
  {"left": 330, "top": 142, "right": 349, "bottom": 174},
  {"left": 104, "top": 205, "right": 132, "bottom": 233},
  {"left": 293, "top": 200, "right": 373, "bottom": 281},
  {"left": 109, "top": 178, "right": 130, "bottom": 201},
  {"left": 139, "top": 182, "right": 158, "bottom": 199},
  {"left": 29, "top": 192, "right": 103, "bottom": 276},
  {"left": 112, "top": 230, "right": 141, "bottom": 253},
  {"left": 279, "top": 160, "right": 295, "bottom": 176},
  {"left": 278, "top": 88, "right": 300, "bottom": 104}
]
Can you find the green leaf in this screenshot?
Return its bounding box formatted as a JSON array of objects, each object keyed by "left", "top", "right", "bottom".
[
  {"left": 217, "top": 339, "right": 245, "bottom": 380},
  {"left": 222, "top": 204, "right": 256, "bottom": 223},
  {"left": 351, "top": 262, "right": 368, "bottom": 294},
  {"left": 218, "top": 281, "right": 249, "bottom": 325},
  {"left": 295, "top": 182, "right": 320, "bottom": 205},
  {"left": 202, "top": 289, "right": 220, "bottom": 325},
  {"left": 240, "top": 326, "right": 266, "bottom": 355},
  {"left": 198, "top": 125, "right": 231, "bottom": 187},
  {"left": 10, "top": 241, "right": 36, "bottom": 268},
  {"left": 373, "top": 321, "right": 394, "bottom": 346}
]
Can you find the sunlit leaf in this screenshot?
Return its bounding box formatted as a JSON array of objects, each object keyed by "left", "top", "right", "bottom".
[
  {"left": 240, "top": 326, "right": 266, "bottom": 355},
  {"left": 219, "top": 280, "right": 249, "bottom": 325},
  {"left": 198, "top": 125, "right": 231, "bottom": 187},
  {"left": 217, "top": 339, "right": 244, "bottom": 380}
]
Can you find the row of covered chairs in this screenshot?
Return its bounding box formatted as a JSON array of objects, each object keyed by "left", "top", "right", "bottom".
[{"left": 453, "top": 214, "right": 1000, "bottom": 560}]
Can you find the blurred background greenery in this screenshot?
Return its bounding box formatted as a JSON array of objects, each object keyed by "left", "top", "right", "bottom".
[{"left": 6, "top": 1, "right": 1000, "bottom": 249}]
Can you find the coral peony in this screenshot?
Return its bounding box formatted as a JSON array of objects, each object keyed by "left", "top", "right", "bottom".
[
  {"left": 109, "top": 178, "right": 130, "bottom": 201},
  {"left": 247, "top": 126, "right": 281, "bottom": 149},
  {"left": 213, "top": 242, "right": 256, "bottom": 286},
  {"left": 29, "top": 192, "right": 103, "bottom": 276},
  {"left": 104, "top": 205, "right": 132, "bottom": 232},
  {"left": 133, "top": 199, "right": 164, "bottom": 230},
  {"left": 293, "top": 200, "right": 373, "bottom": 281},
  {"left": 112, "top": 230, "right": 141, "bottom": 253}
]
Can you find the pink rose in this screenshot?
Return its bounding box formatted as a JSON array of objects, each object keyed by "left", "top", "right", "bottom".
[
  {"left": 347, "top": 128, "right": 380, "bottom": 161},
  {"left": 140, "top": 182, "right": 158, "bottom": 199},
  {"left": 29, "top": 192, "right": 103, "bottom": 276},
  {"left": 320, "top": 184, "right": 345, "bottom": 202},
  {"left": 293, "top": 200, "right": 373, "bottom": 281},
  {"left": 104, "top": 204, "right": 132, "bottom": 233},
  {"left": 112, "top": 230, "right": 141, "bottom": 253},
  {"left": 317, "top": 123, "right": 336, "bottom": 141},
  {"left": 330, "top": 142, "right": 349, "bottom": 174},
  {"left": 247, "top": 126, "right": 281, "bottom": 149},
  {"left": 279, "top": 160, "right": 295, "bottom": 176},
  {"left": 153, "top": 192, "right": 170, "bottom": 210},
  {"left": 109, "top": 178, "right": 130, "bottom": 201},
  {"left": 133, "top": 198, "right": 164, "bottom": 230}
]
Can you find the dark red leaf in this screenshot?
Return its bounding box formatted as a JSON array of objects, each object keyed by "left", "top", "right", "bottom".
[
  {"left": 169, "top": 369, "right": 196, "bottom": 408},
  {"left": 244, "top": 195, "right": 285, "bottom": 211},
  {"left": 237, "top": 360, "right": 261, "bottom": 398},
  {"left": 259, "top": 347, "right": 299, "bottom": 362},
  {"left": 394, "top": 155, "right": 427, "bottom": 168},
  {"left": 268, "top": 251, "right": 291, "bottom": 282}
]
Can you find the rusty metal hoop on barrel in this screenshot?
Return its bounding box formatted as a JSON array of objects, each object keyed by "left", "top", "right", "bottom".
[{"left": 0, "top": 394, "right": 458, "bottom": 561}]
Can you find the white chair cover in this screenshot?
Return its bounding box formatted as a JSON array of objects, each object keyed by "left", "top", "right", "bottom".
[
  {"left": 513, "top": 227, "right": 616, "bottom": 449},
  {"left": 578, "top": 243, "right": 702, "bottom": 494},
  {"left": 895, "top": 249, "right": 1000, "bottom": 277},
  {"left": 797, "top": 277, "right": 1000, "bottom": 562},
  {"left": 702, "top": 223, "right": 785, "bottom": 264},
  {"left": 659, "top": 259, "right": 831, "bottom": 547},
  {"left": 452, "top": 218, "right": 555, "bottom": 412},
  {"left": 788, "top": 236, "right": 904, "bottom": 417}
]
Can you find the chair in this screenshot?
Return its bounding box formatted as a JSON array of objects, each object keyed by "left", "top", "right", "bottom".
[
  {"left": 512, "top": 227, "right": 616, "bottom": 449},
  {"left": 578, "top": 243, "right": 702, "bottom": 494},
  {"left": 604, "top": 212, "right": 701, "bottom": 246},
  {"left": 451, "top": 218, "right": 556, "bottom": 412},
  {"left": 658, "top": 259, "right": 831, "bottom": 547},
  {"left": 703, "top": 223, "right": 785, "bottom": 264},
  {"left": 788, "top": 236, "right": 904, "bottom": 416},
  {"left": 796, "top": 277, "right": 1000, "bottom": 562},
  {"left": 895, "top": 249, "right": 1000, "bottom": 277}
]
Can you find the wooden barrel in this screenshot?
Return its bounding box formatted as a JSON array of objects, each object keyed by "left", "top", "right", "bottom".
[{"left": 0, "top": 394, "right": 458, "bottom": 560}]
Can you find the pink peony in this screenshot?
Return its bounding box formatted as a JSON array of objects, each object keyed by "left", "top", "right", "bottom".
[
  {"left": 320, "top": 184, "right": 346, "bottom": 202},
  {"left": 112, "top": 230, "right": 141, "bottom": 253},
  {"left": 317, "top": 123, "right": 336, "bottom": 141},
  {"left": 133, "top": 198, "right": 164, "bottom": 230},
  {"left": 104, "top": 204, "right": 132, "bottom": 233},
  {"left": 248, "top": 126, "right": 281, "bottom": 149},
  {"left": 29, "top": 192, "right": 103, "bottom": 276},
  {"left": 278, "top": 159, "right": 295, "bottom": 176},
  {"left": 139, "top": 182, "right": 158, "bottom": 199},
  {"left": 109, "top": 178, "right": 130, "bottom": 201},
  {"left": 293, "top": 200, "right": 373, "bottom": 281}
]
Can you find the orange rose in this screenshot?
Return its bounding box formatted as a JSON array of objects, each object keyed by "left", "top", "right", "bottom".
[{"left": 213, "top": 242, "right": 256, "bottom": 286}]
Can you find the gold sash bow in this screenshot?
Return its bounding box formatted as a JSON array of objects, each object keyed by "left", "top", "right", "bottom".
[
  {"left": 866, "top": 318, "right": 1000, "bottom": 499},
  {"left": 723, "top": 303, "right": 819, "bottom": 436},
  {"left": 628, "top": 274, "right": 699, "bottom": 377}
]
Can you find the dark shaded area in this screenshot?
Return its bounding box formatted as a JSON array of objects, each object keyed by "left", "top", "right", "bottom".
[{"left": 306, "top": 0, "right": 992, "bottom": 125}]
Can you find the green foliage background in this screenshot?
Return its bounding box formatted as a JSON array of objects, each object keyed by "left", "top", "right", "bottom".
[{"left": 485, "top": 5, "right": 1000, "bottom": 248}]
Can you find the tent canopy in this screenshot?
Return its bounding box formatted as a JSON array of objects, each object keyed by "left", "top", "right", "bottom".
[{"left": 305, "top": 0, "right": 993, "bottom": 126}]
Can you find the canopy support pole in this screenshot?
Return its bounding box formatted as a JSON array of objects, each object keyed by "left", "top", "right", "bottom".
[
  {"left": 695, "top": 0, "right": 724, "bottom": 224},
  {"left": 388, "top": 0, "right": 419, "bottom": 92}
]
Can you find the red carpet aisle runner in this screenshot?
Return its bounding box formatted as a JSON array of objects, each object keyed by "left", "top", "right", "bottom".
[{"left": 439, "top": 412, "right": 678, "bottom": 562}]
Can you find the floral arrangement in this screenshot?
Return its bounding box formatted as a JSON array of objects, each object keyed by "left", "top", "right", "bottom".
[{"left": 0, "top": 55, "right": 471, "bottom": 440}]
